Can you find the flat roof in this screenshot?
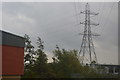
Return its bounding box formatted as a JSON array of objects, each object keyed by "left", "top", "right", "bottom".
[
  {"left": 0, "top": 30, "right": 25, "bottom": 47},
  {"left": 91, "top": 64, "right": 120, "bottom": 67}
]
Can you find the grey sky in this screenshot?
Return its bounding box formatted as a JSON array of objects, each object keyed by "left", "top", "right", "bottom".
[{"left": 2, "top": 2, "right": 118, "bottom": 64}]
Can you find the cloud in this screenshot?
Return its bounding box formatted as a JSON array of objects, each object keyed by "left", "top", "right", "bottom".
[
  {"left": 2, "top": 2, "right": 118, "bottom": 64},
  {"left": 17, "top": 13, "right": 35, "bottom": 24}
]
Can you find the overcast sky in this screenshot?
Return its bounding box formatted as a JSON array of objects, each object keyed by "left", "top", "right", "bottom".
[{"left": 2, "top": 2, "right": 118, "bottom": 64}]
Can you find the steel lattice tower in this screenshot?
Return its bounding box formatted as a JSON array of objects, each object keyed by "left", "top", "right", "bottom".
[{"left": 79, "top": 3, "right": 99, "bottom": 64}]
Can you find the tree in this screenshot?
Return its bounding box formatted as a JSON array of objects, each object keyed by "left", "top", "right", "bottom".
[
  {"left": 23, "top": 36, "right": 56, "bottom": 78},
  {"left": 33, "top": 37, "right": 50, "bottom": 78},
  {"left": 24, "top": 34, "right": 35, "bottom": 65},
  {"left": 23, "top": 34, "right": 36, "bottom": 77},
  {"left": 50, "top": 45, "right": 83, "bottom": 78},
  {"left": 23, "top": 35, "right": 102, "bottom": 78},
  {"left": 50, "top": 45, "right": 102, "bottom": 78}
]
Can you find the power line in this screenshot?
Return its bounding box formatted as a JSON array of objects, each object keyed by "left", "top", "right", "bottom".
[
  {"left": 102, "top": 3, "right": 115, "bottom": 28},
  {"left": 74, "top": 0, "right": 79, "bottom": 25},
  {"left": 77, "top": 0, "right": 82, "bottom": 22},
  {"left": 96, "top": 3, "right": 101, "bottom": 22},
  {"left": 98, "top": 3, "right": 105, "bottom": 25}
]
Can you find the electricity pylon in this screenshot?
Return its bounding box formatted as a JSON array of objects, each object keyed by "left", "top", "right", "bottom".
[{"left": 79, "top": 3, "right": 99, "bottom": 64}]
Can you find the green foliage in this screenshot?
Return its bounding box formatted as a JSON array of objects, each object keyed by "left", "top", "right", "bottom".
[
  {"left": 24, "top": 34, "right": 36, "bottom": 77},
  {"left": 23, "top": 35, "right": 104, "bottom": 78},
  {"left": 24, "top": 34, "right": 36, "bottom": 64},
  {"left": 32, "top": 37, "right": 48, "bottom": 78},
  {"left": 50, "top": 45, "right": 102, "bottom": 78},
  {"left": 23, "top": 36, "right": 56, "bottom": 78},
  {"left": 51, "top": 45, "right": 82, "bottom": 78}
]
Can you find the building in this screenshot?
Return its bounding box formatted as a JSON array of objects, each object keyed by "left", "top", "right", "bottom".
[
  {"left": 99, "top": 64, "right": 119, "bottom": 75},
  {"left": 0, "top": 30, "right": 25, "bottom": 80},
  {"left": 90, "top": 64, "right": 120, "bottom": 78}
]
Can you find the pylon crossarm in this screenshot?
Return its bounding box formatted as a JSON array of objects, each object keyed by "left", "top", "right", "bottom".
[
  {"left": 80, "top": 22, "right": 99, "bottom": 26},
  {"left": 78, "top": 33, "right": 100, "bottom": 36},
  {"left": 80, "top": 11, "right": 99, "bottom": 15}
]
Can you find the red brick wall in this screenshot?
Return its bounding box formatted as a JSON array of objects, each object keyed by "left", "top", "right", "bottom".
[
  {"left": 0, "top": 46, "right": 2, "bottom": 75},
  {"left": 1, "top": 45, "right": 24, "bottom": 75}
]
